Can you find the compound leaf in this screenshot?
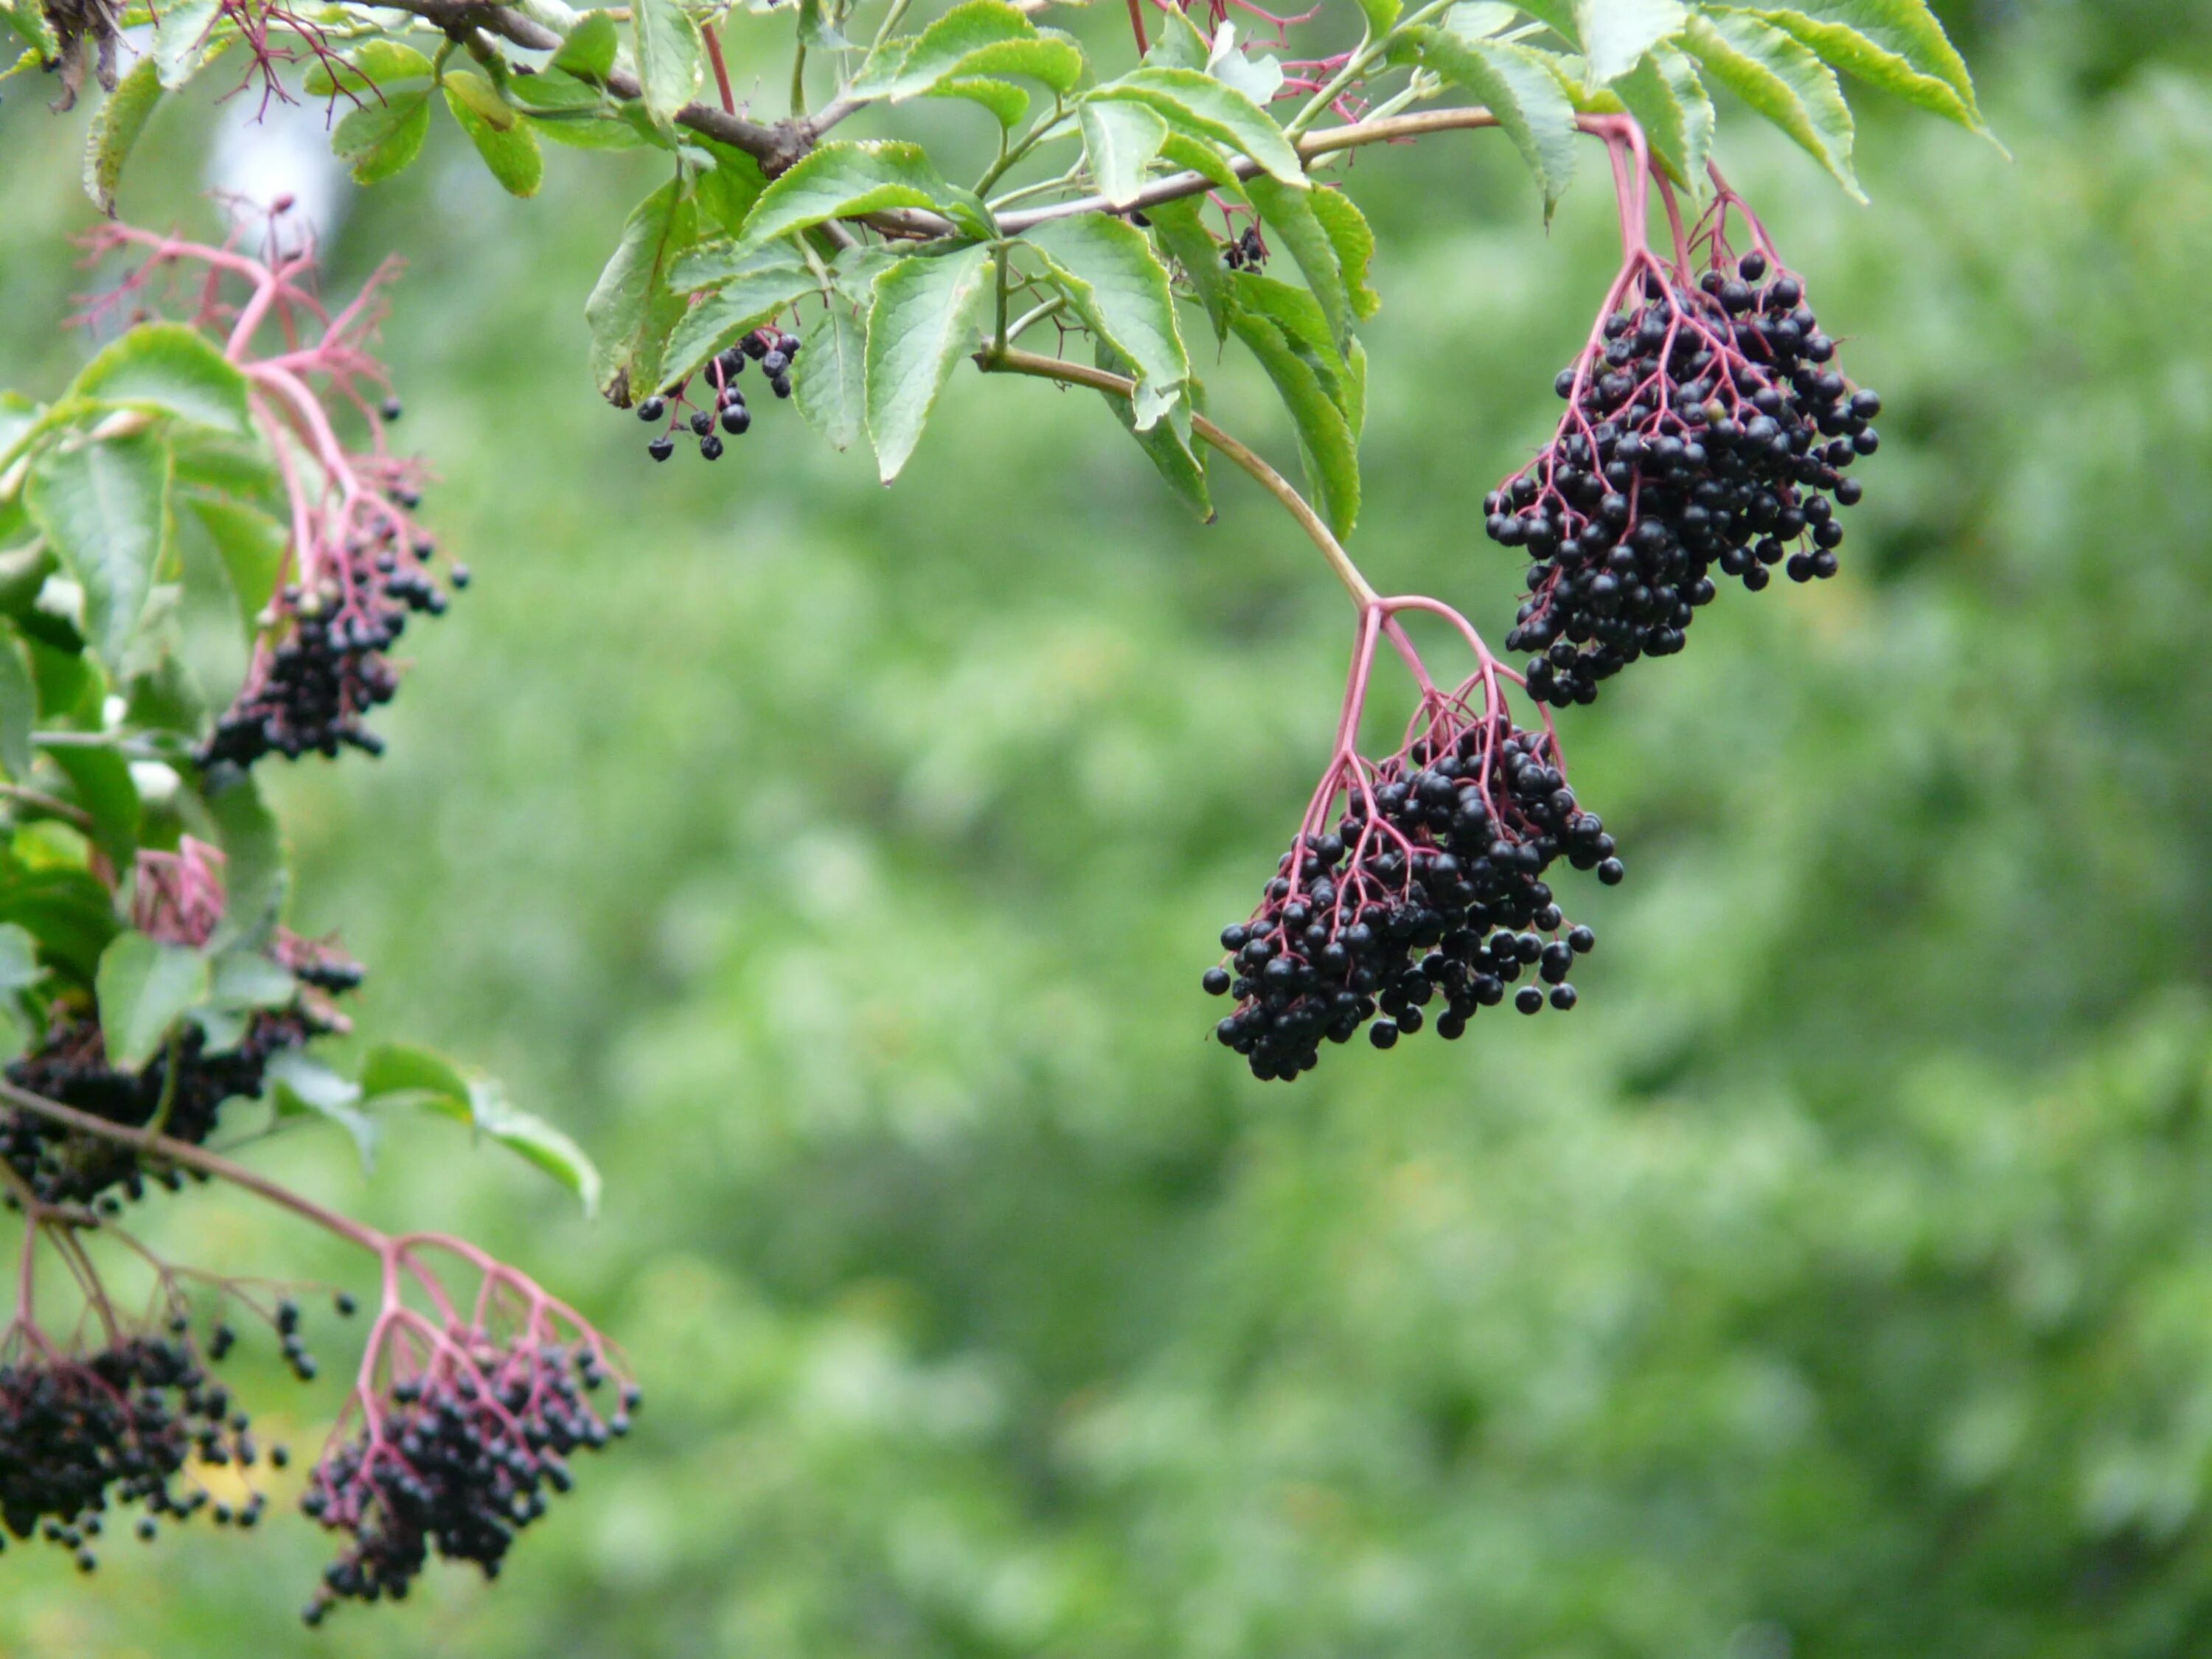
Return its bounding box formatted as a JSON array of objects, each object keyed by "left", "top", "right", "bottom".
[
  {"left": 1417, "top": 27, "right": 1579, "bottom": 215},
  {"left": 1752, "top": 0, "right": 1988, "bottom": 135},
  {"left": 1685, "top": 8, "right": 1862, "bottom": 199},
  {"left": 1022, "top": 214, "right": 1189, "bottom": 425}
]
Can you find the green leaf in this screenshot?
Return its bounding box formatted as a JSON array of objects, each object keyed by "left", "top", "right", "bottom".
[
  {"left": 71, "top": 323, "right": 251, "bottom": 435},
  {"left": 585, "top": 176, "right": 700, "bottom": 405},
  {"left": 1573, "top": 0, "right": 1687, "bottom": 83},
  {"left": 96, "top": 931, "right": 208, "bottom": 1073},
  {"left": 1021, "top": 215, "right": 1190, "bottom": 426},
  {"left": 529, "top": 108, "right": 655, "bottom": 150},
  {"left": 1613, "top": 41, "right": 1714, "bottom": 188},
  {"left": 692, "top": 143, "right": 771, "bottom": 237},
  {"left": 264, "top": 1049, "right": 377, "bottom": 1170},
  {"left": 738, "top": 142, "right": 964, "bottom": 251},
  {"left": 304, "top": 39, "right": 434, "bottom": 97},
  {"left": 0, "top": 0, "right": 57, "bottom": 57},
  {"left": 669, "top": 237, "right": 812, "bottom": 294},
  {"left": 167, "top": 431, "right": 276, "bottom": 496},
  {"left": 1142, "top": 6, "right": 1211, "bottom": 69},
  {"left": 1091, "top": 67, "right": 1306, "bottom": 188},
  {"left": 931, "top": 76, "right": 1029, "bottom": 128},
  {"left": 865, "top": 243, "right": 995, "bottom": 484},
  {"left": 1096, "top": 341, "right": 1211, "bottom": 521},
  {"left": 360, "top": 1043, "right": 602, "bottom": 1216},
  {"left": 1309, "top": 187, "right": 1379, "bottom": 321},
  {"left": 1752, "top": 0, "right": 1986, "bottom": 133},
  {"left": 799, "top": 0, "right": 851, "bottom": 49},
  {"left": 0, "top": 860, "right": 114, "bottom": 984},
  {"left": 1683, "top": 8, "right": 1861, "bottom": 198},
  {"left": 331, "top": 84, "right": 435, "bottom": 185},
  {"left": 1417, "top": 27, "right": 1579, "bottom": 215},
  {"left": 856, "top": 1, "right": 1082, "bottom": 99},
  {"left": 26, "top": 429, "right": 172, "bottom": 674},
  {"left": 795, "top": 304, "right": 866, "bottom": 451},
  {"left": 445, "top": 72, "right": 545, "bottom": 196},
  {"left": 201, "top": 770, "right": 284, "bottom": 954},
  {"left": 1146, "top": 195, "right": 1231, "bottom": 344},
  {"left": 1354, "top": 0, "right": 1401, "bottom": 38},
  {"left": 1229, "top": 281, "right": 1360, "bottom": 537},
  {"left": 660, "top": 255, "right": 818, "bottom": 388},
  {"left": 0, "top": 923, "right": 36, "bottom": 993},
  {"left": 1156, "top": 131, "right": 1248, "bottom": 192},
  {"left": 49, "top": 743, "right": 137, "bottom": 866},
  {"left": 1244, "top": 174, "right": 1355, "bottom": 352},
  {"left": 151, "top": 0, "right": 223, "bottom": 89},
  {"left": 552, "top": 11, "right": 620, "bottom": 78},
  {"left": 83, "top": 57, "right": 163, "bottom": 217},
  {"left": 632, "top": 0, "right": 703, "bottom": 128},
  {"left": 0, "top": 629, "right": 30, "bottom": 781},
  {"left": 186, "top": 498, "right": 284, "bottom": 627},
  {"left": 1080, "top": 100, "right": 1169, "bottom": 209},
  {"left": 206, "top": 948, "right": 294, "bottom": 1011}
]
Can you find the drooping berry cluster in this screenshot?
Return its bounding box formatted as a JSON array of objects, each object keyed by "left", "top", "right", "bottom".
[
  {"left": 0, "top": 1334, "right": 276, "bottom": 1568},
  {"left": 1208, "top": 690, "right": 1618, "bottom": 1079},
  {"left": 1486, "top": 250, "right": 1880, "bottom": 706},
  {"left": 300, "top": 1336, "right": 634, "bottom": 1622},
  {"left": 198, "top": 502, "right": 466, "bottom": 769},
  {"left": 633, "top": 327, "right": 801, "bottom": 463},
  {"left": 1, "top": 936, "right": 358, "bottom": 1207}
]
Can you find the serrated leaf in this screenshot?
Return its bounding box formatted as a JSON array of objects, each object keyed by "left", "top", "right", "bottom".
[
  {"left": 187, "top": 498, "right": 284, "bottom": 627},
  {"left": 0, "top": 0, "right": 58, "bottom": 57},
  {"left": 1021, "top": 215, "right": 1189, "bottom": 425},
  {"left": 1613, "top": 41, "right": 1714, "bottom": 188},
  {"left": 1571, "top": 0, "right": 1686, "bottom": 83},
  {"left": 26, "top": 430, "right": 171, "bottom": 675},
  {"left": 265, "top": 1048, "right": 377, "bottom": 1169},
  {"left": 1753, "top": 0, "right": 1986, "bottom": 133},
  {"left": 858, "top": 3, "right": 1084, "bottom": 100},
  {"left": 585, "top": 176, "right": 700, "bottom": 405},
  {"left": 1446, "top": 1, "right": 1517, "bottom": 34},
  {"left": 1229, "top": 278, "right": 1359, "bottom": 536},
  {"left": 1080, "top": 100, "right": 1167, "bottom": 208},
  {"left": 71, "top": 323, "right": 251, "bottom": 435},
  {"left": 1685, "top": 8, "right": 1861, "bottom": 198},
  {"left": 632, "top": 0, "right": 703, "bottom": 127},
  {"left": 1097, "top": 341, "right": 1211, "bottom": 521},
  {"left": 1308, "top": 187, "right": 1378, "bottom": 321},
  {"left": 1244, "top": 173, "right": 1354, "bottom": 351},
  {"left": 1155, "top": 131, "right": 1247, "bottom": 191},
  {"left": 953, "top": 33, "right": 1085, "bottom": 94},
  {"left": 1091, "top": 67, "right": 1305, "bottom": 187},
  {"left": 201, "top": 769, "right": 283, "bottom": 953},
  {"left": 83, "top": 57, "right": 163, "bottom": 217},
  {"left": 0, "top": 630, "right": 30, "bottom": 781},
  {"left": 445, "top": 72, "right": 544, "bottom": 196},
  {"left": 661, "top": 261, "right": 818, "bottom": 387},
  {"left": 1146, "top": 196, "right": 1231, "bottom": 344},
  {"left": 96, "top": 931, "right": 208, "bottom": 1073},
  {"left": 738, "top": 142, "right": 963, "bottom": 251},
  {"left": 553, "top": 10, "right": 621, "bottom": 78},
  {"left": 529, "top": 109, "right": 655, "bottom": 150},
  {"left": 332, "top": 84, "right": 434, "bottom": 184},
  {"left": 1418, "top": 27, "right": 1579, "bottom": 214},
  {"left": 669, "top": 237, "right": 811, "bottom": 294},
  {"left": 865, "top": 243, "right": 995, "bottom": 484},
  {"left": 152, "top": 0, "right": 222, "bottom": 89},
  {"left": 304, "top": 39, "right": 434, "bottom": 97},
  {"left": 795, "top": 304, "right": 866, "bottom": 451},
  {"left": 932, "top": 76, "right": 1029, "bottom": 127},
  {"left": 360, "top": 1043, "right": 601, "bottom": 1216}
]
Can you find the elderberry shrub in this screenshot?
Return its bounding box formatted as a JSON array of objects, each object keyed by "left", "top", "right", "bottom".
[
  {"left": 0, "top": 1335, "right": 278, "bottom": 1567},
  {"left": 632, "top": 327, "right": 799, "bottom": 463},
  {"left": 199, "top": 506, "right": 462, "bottom": 770},
  {"left": 1, "top": 940, "right": 360, "bottom": 1207},
  {"left": 1486, "top": 252, "right": 1881, "bottom": 705},
  {"left": 300, "top": 1337, "right": 636, "bottom": 1623},
  {"left": 1208, "top": 717, "right": 1616, "bottom": 1079}
]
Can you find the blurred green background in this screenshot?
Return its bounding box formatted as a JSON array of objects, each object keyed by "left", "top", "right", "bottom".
[{"left": 7, "top": 1, "right": 2212, "bottom": 1652}]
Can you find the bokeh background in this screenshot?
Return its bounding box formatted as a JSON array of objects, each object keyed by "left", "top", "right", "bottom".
[{"left": 6, "top": 0, "right": 2212, "bottom": 1652}]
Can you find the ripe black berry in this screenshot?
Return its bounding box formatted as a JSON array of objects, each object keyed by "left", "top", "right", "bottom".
[{"left": 648, "top": 435, "right": 674, "bottom": 462}]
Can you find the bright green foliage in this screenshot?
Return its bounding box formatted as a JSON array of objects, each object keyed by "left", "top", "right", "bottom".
[{"left": 865, "top": 242, "right": 998, "bottom": 481}]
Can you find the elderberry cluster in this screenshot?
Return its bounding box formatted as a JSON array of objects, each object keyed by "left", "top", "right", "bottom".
[
  {"left": 300, "top": 1338, "right": 635, "bottom": 1623},
  {"left": 2, "top": 946, "right": 357, "bottom": 1206},
  {"left": 634, "top": 327, "right": 800, "bottom": 463},
  {"left": 0, "top": 1335, "right": 277, "bottom": 1569},
  {"left": 1208, "top": 717, "right": 1619, "bottom": 1079},
  {"left": 1222, "top": 226, "right": 1267, "bottom": 271},
  {"left": 1486, "top": 252, "right": 1881, "bottom": 705},
  {"left": 198, "top": 504, "right": 466, "bottom": 770}
]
